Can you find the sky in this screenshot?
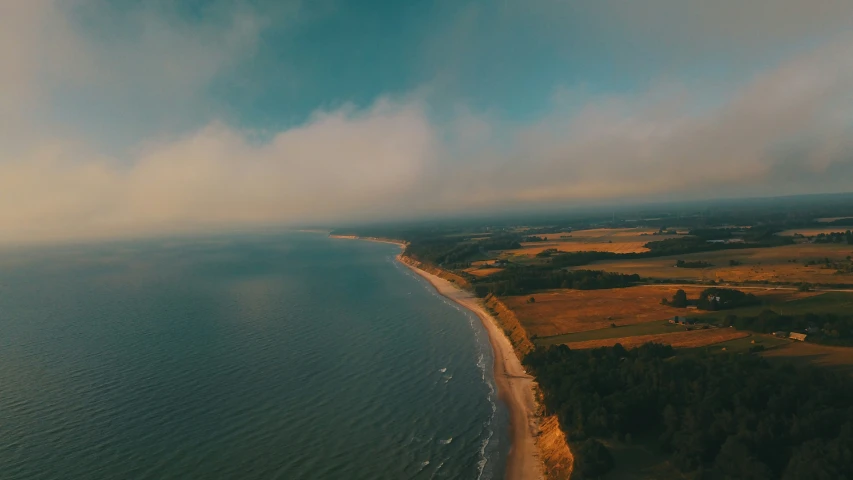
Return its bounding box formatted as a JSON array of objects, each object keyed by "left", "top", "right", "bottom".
[{"left": 2, "top": 0, "right": 853, "bottom": 244}]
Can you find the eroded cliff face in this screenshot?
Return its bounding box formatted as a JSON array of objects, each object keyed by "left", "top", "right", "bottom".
[
  {"left": 537, "top": 415, "right": 574, "bottom": 479},
  {"left": 483, "top": 295, "right": 574, "bottom": 479},
  {"left": 483, "top": 294, "right": 535, "bottom": 357},
  {"left": 398, "top": 255, "right": 471, "bottom": 289}
]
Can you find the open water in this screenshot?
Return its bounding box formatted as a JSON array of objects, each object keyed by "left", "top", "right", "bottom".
[{"left": 0, "top": 233, "right": 509, "bottom": 479}]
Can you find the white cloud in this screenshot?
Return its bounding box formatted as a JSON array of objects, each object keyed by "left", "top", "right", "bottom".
[
  {"left": 1, "top": 2, "right": 853, "bottom": 245},
  {"left": 0, "top": 99, "right": 434, "bottom": 244}
]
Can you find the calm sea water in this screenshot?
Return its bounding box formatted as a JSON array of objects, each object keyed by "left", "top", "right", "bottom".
[{"left": 0, "top": 233, "right": 508, "bottom": 479}]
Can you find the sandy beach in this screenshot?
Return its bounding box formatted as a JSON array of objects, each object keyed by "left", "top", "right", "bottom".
[{"left": 397, "top": 255, "right": 543, "bottom": 480}]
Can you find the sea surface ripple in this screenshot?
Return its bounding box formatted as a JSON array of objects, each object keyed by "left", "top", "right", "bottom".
[{"left": 0, "top": 233, "right": 509, "bottom": 479}]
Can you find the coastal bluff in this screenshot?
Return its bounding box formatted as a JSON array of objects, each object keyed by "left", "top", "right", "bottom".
[{"left": 483, "top": 295, "right": 535, "bottom": 357}]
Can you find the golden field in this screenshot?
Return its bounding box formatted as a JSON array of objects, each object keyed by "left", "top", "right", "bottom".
[
  {"left": 507, "top": 228, "right": 679, "bottom": 256},
  {"left": 584, "top": 243, "right": 853, "bottom": 285},
  {"left": 504, "top": 286, "right": 816, "bottom": 338},
  {"left": 511, "top": 241, "right": 652, "bottom": 256},
  {"left": 564, "top": 328, "right": 749, "bottom": 350},
  {"left": 464, "top": 267, "right": 504, "bottom": 277},
  {"left": 502, "top": 286, "right": 708, "bottom": 337}
]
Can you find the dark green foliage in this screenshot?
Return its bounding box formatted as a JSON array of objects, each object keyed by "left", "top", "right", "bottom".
[
  {"left": 723, "top": 311, "right": 853, "bottom": 346},
  {"left": 696, "top": 287, "right": 760, "bottom": 310},
  {"left": 474, "top": 268, "right": 639, "bottom": 296},
  {"left": 523, "top": 343, "right": 853, "bottom": 478},
  {"left": 403, "top": 235, "right": 521, "bottom": 267},
  {"left": 572, "top": 439, "right": 615, "bottom": 479},
  {"left": 643, "top": 237, "right": 750, "bottom": 256},
  {"left": 671, "top": 289, "right": 688, "bottom": 308},
  {"left": 687, "top": 228, "right": 736, "bottom": 240},
  {"left": 813, "top": 230, "right": 853, "bottom": 244},
  {"left": 676, "top": 260, "right": 714, "bottom": 268}
]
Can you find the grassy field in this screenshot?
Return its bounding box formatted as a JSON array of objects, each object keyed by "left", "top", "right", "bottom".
[
  {"left": 506, "top": 286, "right": 818, "bottom": 339},
  {"left": 699, "top": 333, "right": 792, "bottom": 353},
  {"left": 584, "top": 243, "right": 853, "bottom": 285},
  {"left": 762, "top": 341, "right": 853, "bottom": 374},
  {"left": 504, "top": 228, "right": 680, "bottom": 257},
  {"left": 463, "top": 267, "right": 504, "bottom": 277},
  {"left": 536, "top": 320, "right": 681, "bottom": 346},
  {"left": 504, "top": 286, "right": 708, "bottom": 337},
  {"left": 512, "top": 241, "right": 652, "bottom": 256},
  {"left": 531, "top": 290, "right": 851, "bottom": 347},
  {"left": 559, "top": 328, "right": 749, "bottom": 350},
  {"left": 694, "top": 291, "right": 853, "bottom": 322}
]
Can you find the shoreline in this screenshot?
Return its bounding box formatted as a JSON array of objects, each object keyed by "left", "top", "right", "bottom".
[
  {"left": 398, "top": 255, "right": 543, "bottom": 480},
  {"left": 330, "top": 235, "right": 542, "bottom": 479}
]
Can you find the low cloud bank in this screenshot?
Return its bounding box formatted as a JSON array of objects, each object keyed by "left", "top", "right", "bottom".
[{"left": 1, "top": 2, "right": 852, "bottom": 244}]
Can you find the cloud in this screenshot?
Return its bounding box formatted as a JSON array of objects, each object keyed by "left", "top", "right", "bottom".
[
  {"left": 0, "top": 99, "right": 434, "bottom": 244},
  {"left": 0, "top": 0, "right": 267, "bottom": 152},
  {"left": 2, "top": 1, "right": 853, "bottom": 245},
  {"left": 433, "top": 34, "right": 853, "bottom": 206},
  {"left": 526, "top": 0, "right": 853, "bottom": 63}
]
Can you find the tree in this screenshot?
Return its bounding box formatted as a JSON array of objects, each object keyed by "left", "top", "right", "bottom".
[
  {"left": 672, "top": 289, "right": 688, "bottom": 308},
  {"left": 573, "top": 439, "right": 614, "bottom": 479},
  {"left": 715, "top": 437, "right": 774, "bottom": 480}
]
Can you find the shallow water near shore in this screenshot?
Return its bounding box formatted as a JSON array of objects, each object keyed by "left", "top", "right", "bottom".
[{"left": 0, "top": 232, "right": 509, "bottom": 479}]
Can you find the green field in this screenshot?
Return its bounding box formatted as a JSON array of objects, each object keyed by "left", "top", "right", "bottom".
[
  {"left": 698, "top": 333, "right": 791, "bottom": 353},
  {"left": 694, "top": 291, "right": 853, "bottom": 322}
]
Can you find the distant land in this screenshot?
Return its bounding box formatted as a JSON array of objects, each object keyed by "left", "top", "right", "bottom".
[{"left": 332, "top": 192, "right": 853, "bottom": 479}]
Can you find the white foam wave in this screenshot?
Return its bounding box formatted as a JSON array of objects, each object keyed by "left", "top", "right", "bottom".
[
  {"left": 438, "top": 437, "right": 453, "bottom": 445},
  {"left": 398, "top": 255, "right": 500, "bottom": 480},
  {"left": 429, "top": 460, "right": 447, "bottom": 480}
]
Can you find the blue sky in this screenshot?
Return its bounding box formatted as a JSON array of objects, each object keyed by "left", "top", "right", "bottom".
[{"left": 2, "top": 0, "right": 853, "bottom": 243}]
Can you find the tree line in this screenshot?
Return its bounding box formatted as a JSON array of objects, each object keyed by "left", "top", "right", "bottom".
[
  {"left": 662, "top": 287, "right": 760, "bottom": 311},
  {"left": 812, "top": 230, "right": 853, "bottom": 244},
  {"left": 472, "top": 268, "right": 639, "bottom": 297},
  {"left": 523, "top": 343, "right": 853, "bottom": 479},
  {"left": 723, "top": 310, "right": 853, "bottom": 346}
]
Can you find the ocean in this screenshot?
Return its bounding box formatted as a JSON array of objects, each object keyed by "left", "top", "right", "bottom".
[{"left": 0, "top": 232, "right": 509, "bottom": 479}]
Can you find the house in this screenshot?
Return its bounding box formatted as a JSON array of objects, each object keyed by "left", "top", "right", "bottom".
[
  {"left": 492, "top": 259, "right": 508, "bottom": 267},
  {"left": 789, "top": 332, "right": 807, "bottom": 342},
  {"left": 773, "top": 331, "right": 788, "bottom": 338}
]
